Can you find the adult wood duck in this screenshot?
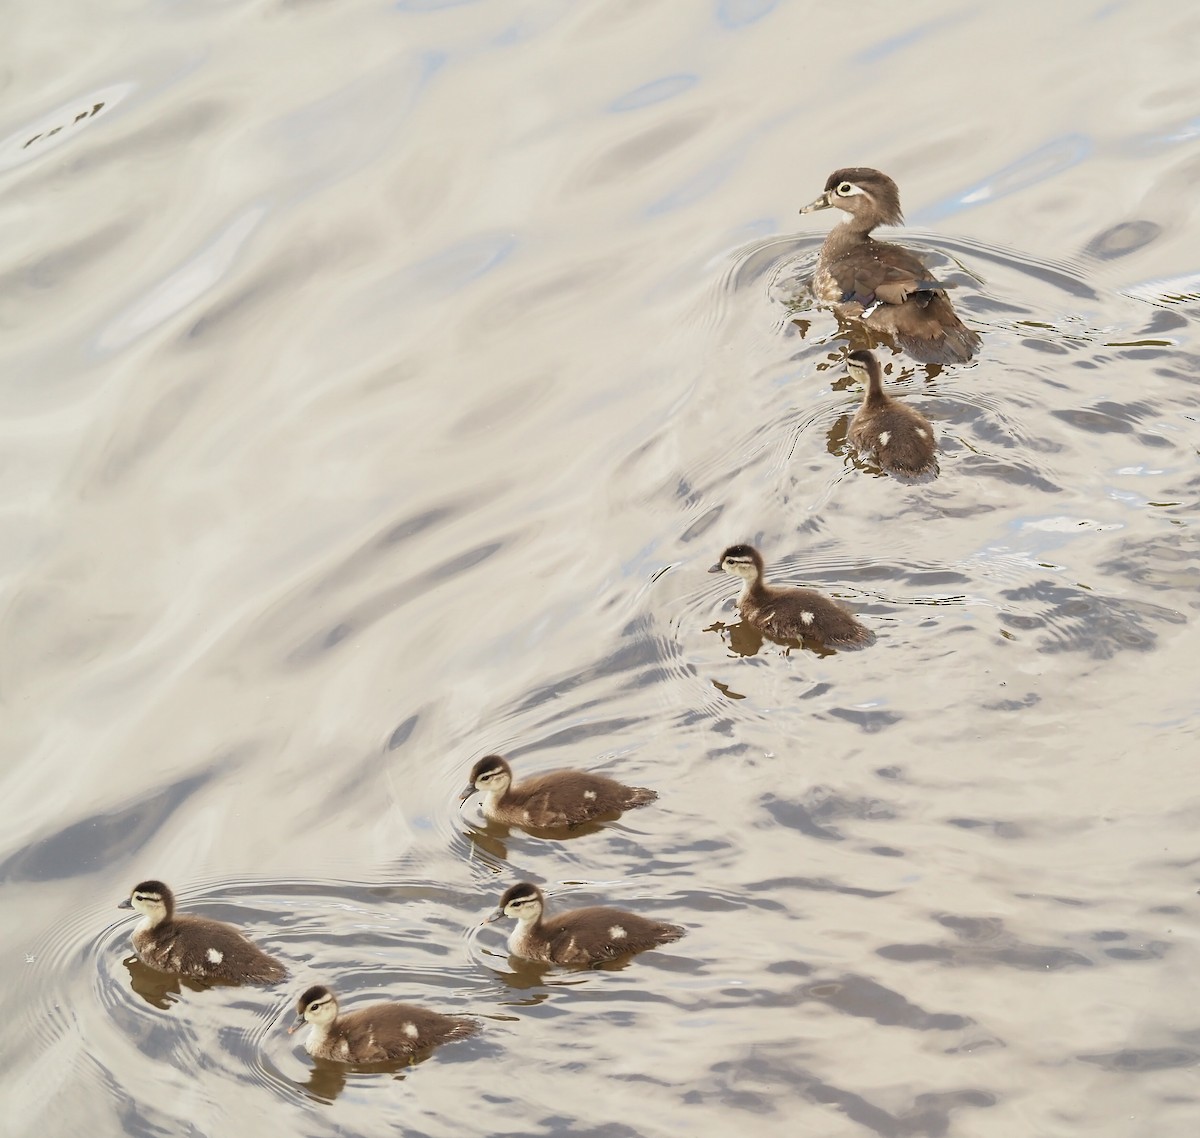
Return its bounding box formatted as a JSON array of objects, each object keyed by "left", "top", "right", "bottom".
[
  {"left": 460, "top": 754, "right": 657, "bottom": 829},
  {"left": 289, "top": 984, "right": 479, "bottom": 1063},
  {"left": 709, "top": 544, "right": 874, "bottom": 649},
  {"left": 846, "top": 349, "right": 939, "bottom": 479},
  {"left": 487, "top": 882, "right": 685, "bottom": 966},
  {"left": 118, "top": 879, "right": 287, "bottom": 984},
  {"left": 801, "top": 167, "right": 980, "bottom": 365}
]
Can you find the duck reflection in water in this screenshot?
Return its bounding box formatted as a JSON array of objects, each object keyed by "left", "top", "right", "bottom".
[{"left": 122, "top": 955, "right": 217, "bottom": 1010}]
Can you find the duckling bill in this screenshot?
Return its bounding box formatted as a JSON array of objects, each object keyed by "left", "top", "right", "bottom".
[
  {"left": 801, "top": 167, "right": 980, "bottom": 365},
  {"left": 290, "top": 984, "right": 479, "bottom": 1063},
  {"left": 118, "top": 879, "right": 287, "bottom": 984},
  {"left": 846, "top": 349, "right": 938, "bottom": 479},
  {"left": 709, "top": 544, "right": 873, "bottom": 649},
  {"left": 487, "top": 882, "right": 685, "bottom": 966},
  {"left": 461, "top": 754, "right": 657, "bottom": 829}
]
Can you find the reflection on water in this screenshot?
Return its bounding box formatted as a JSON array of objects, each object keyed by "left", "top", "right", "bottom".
[{"left": 4, "top": 0, "right": 1200, "bottom": 1136}]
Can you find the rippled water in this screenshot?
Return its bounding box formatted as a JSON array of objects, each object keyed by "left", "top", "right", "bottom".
[{"left": 4, "top": 1, "right": 1199, "bottom": 1136}]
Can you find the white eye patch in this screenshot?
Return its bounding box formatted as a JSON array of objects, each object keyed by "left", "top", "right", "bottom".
[{"left": 836, "top": 182, "right": 865, "bottom": 197}]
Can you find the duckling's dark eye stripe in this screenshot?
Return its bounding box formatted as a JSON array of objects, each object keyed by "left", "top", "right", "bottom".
[{"left": 133, "top": 892, "right": 161, "bottom": 902}]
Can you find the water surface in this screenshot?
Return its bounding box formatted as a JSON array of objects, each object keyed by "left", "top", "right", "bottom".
[{"left": 3, "top": 2, "right": 1199, "bottom": 1136}]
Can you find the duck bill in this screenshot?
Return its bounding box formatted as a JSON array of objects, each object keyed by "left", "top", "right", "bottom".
[
  {"left": 799, "top": 191, "right": 833, "bottom": 214},
  {"left": 484, "top": 909, "right": 504, "bottom": 924},
  {"left": 287, "top": 1015, "right": 305, "bottom": 1035},
  {"left": 117, "top": 897, "right": 133, "bottom": 910},
  {"left": 707, "top": 563, "right": 723, "bottom": 574},
  {"left": 458, "top": 785, "right": 476, "bottom": 804}
]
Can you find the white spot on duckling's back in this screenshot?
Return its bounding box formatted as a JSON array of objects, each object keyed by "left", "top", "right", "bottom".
[
  {"left": 583, "top": 790, "right": 597, "bottom": 800},
  {"left": 878, "top": 431, "right": 891, "bottom": 447},
  {"left": 206, "top": 948, "right": 224, "bottom": 965},
  {"left": 609, "top": 925, "right": 627, "bottom": 940},
  {"left": 915, "top": 428, "right": 928, "bottom": 439},
  {"left": 403, "top": 1023, "right": 419, "bottom": 1040},
  {"left": 800, "top": 611, "right": 814, "bottom": 626}
]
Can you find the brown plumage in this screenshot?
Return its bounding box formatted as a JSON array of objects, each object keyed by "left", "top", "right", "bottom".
[
  {"left": 709, "top": 544, "right": 874, "bottom": 649},
  {"left": 289, "top": 984, "right": 479, "bottom": 1063},
  {"left": 460, "top": 754, "right": 657, "bottom": 829},
  {"left": 846, "top": 349, "right": 939, "bottom": 479},
  {"left": 488, "top": 882, "right": 685, "bottom": 966},
  {"left": 800, "top": 167, "right": 980, "bottom": 365},
  {"left": 118, "top": 879, "right": 287, "bottom": 984}
]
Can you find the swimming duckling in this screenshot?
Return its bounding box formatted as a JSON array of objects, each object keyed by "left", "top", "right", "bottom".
[
  {"left": 801, "top": 167, "right": 980, "bottom": 365},
  {"left": 709, "top": 544, "right": 873, "bottom": 649},
  {"left": 487, "top": 882, "right": 685, "bottom": 966},
  {"left": 846, "top": 349, "right": 938, "bottom": 479},
  {"left": 289, "top": 983, "right": 479, "bottom": 1063},
  {"left": 461, "top": 754, "right": 657, "bottom": 829},
  {"left": 118, "top": 879, "right": 287, "bottom": 984}
]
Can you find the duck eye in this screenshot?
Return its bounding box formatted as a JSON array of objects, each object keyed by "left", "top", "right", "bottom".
[{"left": 837, "top": 182, "right": 854, "bottom": 195}]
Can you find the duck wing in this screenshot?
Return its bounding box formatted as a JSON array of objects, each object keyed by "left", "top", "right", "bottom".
[
  {"left": 167, "top": 917, "right": 287, "bottom": 983},
  {"left": 845, "top": 259, "right": 955, "bottom": 307}
]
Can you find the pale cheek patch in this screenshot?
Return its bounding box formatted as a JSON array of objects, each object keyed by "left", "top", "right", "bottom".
[
  {"left": 609, "top": 926, "right": 627, "bottom": 940},
  {"left": 877, "top": 431, "right": 891, "bottom": 447},
  {"left": 206, "top": 948, "right": 224, "bottom": 965}
]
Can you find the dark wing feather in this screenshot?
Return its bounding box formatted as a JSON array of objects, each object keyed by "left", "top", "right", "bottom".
[{"left": 846, "top": 259, "right": 953, "bottom": 307}]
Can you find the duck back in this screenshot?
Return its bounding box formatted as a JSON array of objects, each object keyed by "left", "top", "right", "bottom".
[
  {"left": 133, "top": 915, "right": 287, "bottom": 984},
  {"left": 498, "top": 770, "right": 657, "bottom": 828},
  {"left": 536, "top": 906, "right": 685, "bottom": 965},
  {"left": 312, "top": 1004, "right": 479, "bottom": 1062},
  {"left": 741, "top": 587, "right": 873, "bottom": 649}
]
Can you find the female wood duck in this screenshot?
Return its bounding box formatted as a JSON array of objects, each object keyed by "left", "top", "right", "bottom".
[
  {"left": 118, "top": 879, "right": 287, "bottom": 984},
  {"left": 460, "top": 754, "right": 657, "bottom": 829},
  {"left": 709, "top": 544, "right": 874, "bottom": 648},
  {"left": 801, "top": 167, "right": 980, "bottom": 365},
  {"left": 487, "top": 882, "right": 685, "bottom": 966},
  {"left": 846, "top": 349, "right": 938, "bottom": 479},
  {"left": 289, "top": 984, "right": 479, "bottom": 1063}
]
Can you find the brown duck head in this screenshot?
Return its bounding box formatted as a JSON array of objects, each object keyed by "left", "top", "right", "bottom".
[{"left": 800, "top": 168, "right": 904, "bottom": 229}]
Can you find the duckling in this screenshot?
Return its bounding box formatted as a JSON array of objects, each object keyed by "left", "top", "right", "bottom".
[
  {"left": 487, "top": 882, "right": 685, "bottom": 966},
  {"left": 289, "top": 983, "right": 479, "bottom": 1063},
  {"left": 461, "top": 754, "right": 657, "bottom": 829},
  {"left": 800, "top": 167, "right": 980, "bottom": 365},
  {"left": 846, "top": 349, "right": 938, "bottom": 479},
  {"left": 708, "top": 544, "right": 873, "bottom": 648},
  {"left": 117, "top": 879, "right": 287, "bottom": 984}
]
